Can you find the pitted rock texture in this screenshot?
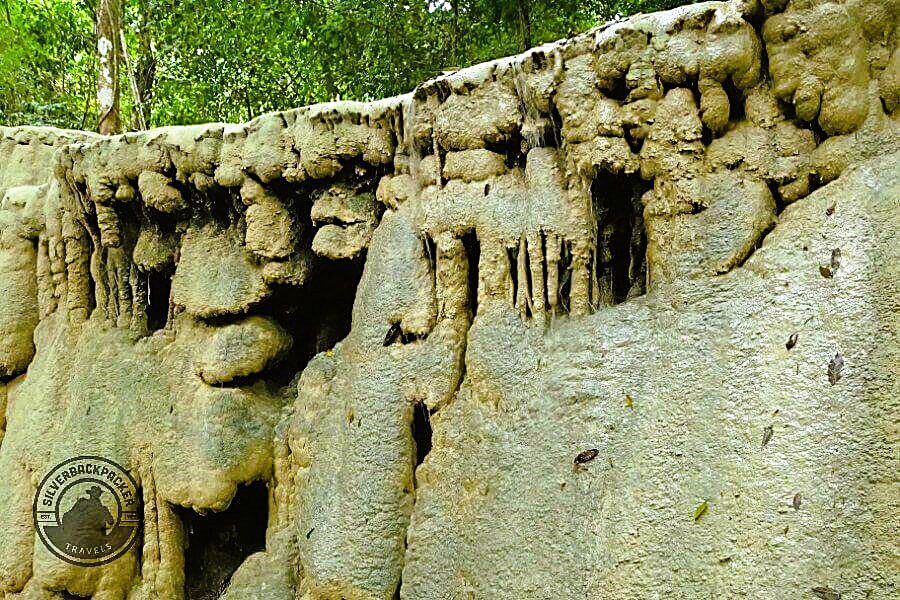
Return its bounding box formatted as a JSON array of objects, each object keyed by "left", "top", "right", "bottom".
[{"left": 0, "top": 1, "right": 897, "bottom": 599}]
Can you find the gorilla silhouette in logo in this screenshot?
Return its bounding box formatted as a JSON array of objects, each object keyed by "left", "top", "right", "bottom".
[{"left": 57, "top": 485, "right": 115, "bottom": 550}]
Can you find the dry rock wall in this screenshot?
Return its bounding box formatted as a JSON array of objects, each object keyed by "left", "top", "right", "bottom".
[{"left": 0, "top": 0, "right": 898, "bottom": 598}]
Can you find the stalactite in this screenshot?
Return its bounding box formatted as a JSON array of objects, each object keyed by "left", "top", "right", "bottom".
[
  {"left": 36, "top": 237, "right": 55, "bottom": 317},
  {"left": 570, "top": 240, "right": 591, "bottom": 316},
  {"left": 130, "top": 262, "right": 148, "bottom": 335},
  {"left": 435, "top": 233, "right": 470, "bottom": 322},
  {"left": 140, "top": 459, "right": 186, "bottom": 600},
  {"left": 528, "top": 231, "right": 545, "bottom": 318},
  {"left": 48, "top": 235, "right": 67, "bottom": 307},
  {"left": 516, "top": 236, "right": 531, "bottom": 318},
  {"left": 62, "top": 217, "right": 92, "bottom": 324},
  {"left": 96, "top": 203, "right": 122, "bottom": 249}
]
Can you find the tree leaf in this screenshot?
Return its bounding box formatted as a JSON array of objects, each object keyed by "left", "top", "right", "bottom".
[{"left": 693, "top": 500, "right": 708, "bottom": 521}]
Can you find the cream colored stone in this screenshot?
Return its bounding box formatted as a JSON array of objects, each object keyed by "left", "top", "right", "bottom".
[{"left": 0, "top": 2, "right": 897, "bottom": 599}]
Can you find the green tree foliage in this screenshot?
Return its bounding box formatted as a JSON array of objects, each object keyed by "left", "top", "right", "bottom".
[
  {"left": 0, "top": 0, "right": 96, "bottom": 127},
  {"left": 0, "top": 0, "right": 696, "bottom": 130}
]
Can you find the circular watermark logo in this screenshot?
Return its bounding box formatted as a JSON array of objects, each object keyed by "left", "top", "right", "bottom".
[{"left": 33, "top": 456, "right": 141, "bottom": 567}]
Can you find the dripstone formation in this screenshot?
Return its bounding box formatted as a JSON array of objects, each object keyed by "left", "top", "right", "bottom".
[{"left": 0, "top": 0, "right": 897, "bottom": 598}]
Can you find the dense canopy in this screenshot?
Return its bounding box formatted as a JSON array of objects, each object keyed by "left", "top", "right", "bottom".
[{"left": 1, "top": 0, "right": 692, "bottom": 130}]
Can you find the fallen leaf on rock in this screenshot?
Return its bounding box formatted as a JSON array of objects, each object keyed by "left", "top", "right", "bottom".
[
  {"left": 693, "top": 500, "right": 708, "bottom": 521},
  {"left": 762, "top": 425, "right": 774, "bottom": 447},
  {"left": 812, "top": 586, "right": 841, "bottom": 599},
  {"left": 830, "top": 248, "right": 842, "bottom": 269},
  {"left": 574, "top": 449, "right": 599, "bottom": 465},
  {"left": 828, "top": 352, "right": 844, "bottom": 385},
  {"left": 786, "top": 332, "right": 799, "bottom": 350},
  {"left": 793, "top": 492, "right": 802, "bottom": 510}
]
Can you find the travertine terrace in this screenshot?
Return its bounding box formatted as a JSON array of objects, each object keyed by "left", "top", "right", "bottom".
[{"left": 0, "top": 0, "right": 897, "bottom": 598}]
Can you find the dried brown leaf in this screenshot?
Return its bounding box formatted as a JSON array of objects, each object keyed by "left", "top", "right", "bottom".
[
  {"left": 574, "top": 448, "right": 599, "bottom": 465},
  {"left": 762, "top": 425, "right": 774, "bottom": 447},
  {"left": 786, "top": 332, "right": 798, "bottom": 350},
  {"left": 830, "top": 248, "right": 841, "bottom": 269},
  {"left": 828, "top": 352, "right": 844, "bottom": 385}
]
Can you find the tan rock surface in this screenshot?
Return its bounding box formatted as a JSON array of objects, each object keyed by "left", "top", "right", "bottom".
[{"left": 0, "top": 1, "right": 897, "bottom": 598}]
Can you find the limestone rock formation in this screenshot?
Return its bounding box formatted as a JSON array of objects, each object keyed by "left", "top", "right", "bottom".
[{"left": 0, "top": 1, "right": 897, "bottom": 598}]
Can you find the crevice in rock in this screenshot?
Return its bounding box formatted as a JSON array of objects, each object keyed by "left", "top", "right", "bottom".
[
  {"left": 557, "top": 241, "right": 573, "bottom": 313},
  {"left": 742, "top": 3, "right": 766, "bottom": 30},
  {"left": 701, "top": 124, "right": 714, "bottom": 148},
  {"left": 145, "top": 268, "right": 173, "bottom": 331},
  {"left": 383, "top": 322, "right": 402, "bottom": 346},
  {"left": 506, "top": 245, "right": 519, "bottom": 306},
  {"left": 461, "top": 230, "right": 480, "bottom": 319},
  {"left": 176, "top": 481, "right": 268, "bottom": 600},
  {"left": 547, "top": 98, "right": 564, "bottom": 148},
  {"left": 722, "top": 78, "right": 746, "bottom": 124},
  {"left": 591, "top": 171, "right": 649, "bottom": 306},
  {"left": 602, "top": 75, "right": 630, "bottom": 102},
  {"left": 383, "top": 321, "right": 427, "bottom": 346},
  {"left": 78, "top": 201, "right": 103, "bottom": 318},
  {"left": 485, "top": 132, "right": 527, "bottom": 170},
  {"left": 411, "top": 400, "right": 433, "bottom": 467},
  {"left": 732, "top": 219, "right": 777, "bottom": 271},
  {"left": 623, "top": 127, "right": 644, "bottom": 154},
  {"left": 539, "top": 230, "right": 550, "bottom": 310},
  {"left": 423, "top": 234, "right": 437, "bottom": 299},
  {"left": 522, "top": 238, "right": 535, "bottom": 319},
  {"left": 260, "top": 257, "right": 365, "bottom": 390},
  {"left": 198, "top": 185, "right": 247, "bottom": 230},
  {"left": 765, "top": 179, "right": 787, "bottom": 215}
]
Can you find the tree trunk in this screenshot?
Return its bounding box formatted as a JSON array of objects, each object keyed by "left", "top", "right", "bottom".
[
  {"left": 132, "top": 4, "right": 157, "bottom": 129},
  {"left": 120, "top": 29, "right": 146, "bottom": 130},
  {"left": 516, "top": 0, "right": 532, "bottom": 52},
  {"left": 96, "top": 0, "right": 122, "bottom": 134},
  {"left": 452, "top": 0, "right": 460, "bottom": 65}
]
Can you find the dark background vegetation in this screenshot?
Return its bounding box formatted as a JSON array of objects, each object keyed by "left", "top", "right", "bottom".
[{"left": 1, "top": 0, "right": 693, "bottom": 130}]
